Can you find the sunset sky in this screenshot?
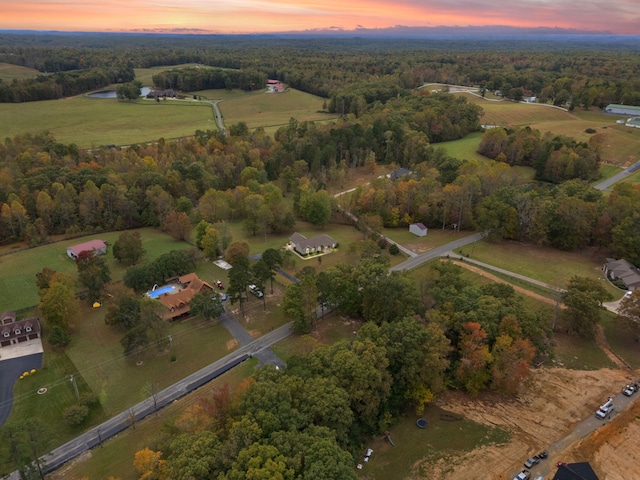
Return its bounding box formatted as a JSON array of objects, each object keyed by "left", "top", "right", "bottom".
[{"left": 1, "top": 0, "right": 638, "bottom": 35}]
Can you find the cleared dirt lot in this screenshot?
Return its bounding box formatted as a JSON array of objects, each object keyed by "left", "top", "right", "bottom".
[{"left": 418, "top": 367, "right": 637, "bottom": 480}]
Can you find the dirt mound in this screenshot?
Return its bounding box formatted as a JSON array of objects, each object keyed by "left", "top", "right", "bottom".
[{"left": 418, "top": 367, "right": 632, "bottom": 479}]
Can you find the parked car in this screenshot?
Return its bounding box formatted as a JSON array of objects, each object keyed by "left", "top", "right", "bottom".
[
  {"left": 249, "top": 284, "right": 264, "bottom": 298},
  {"left": 512, "top": 470, "right": 531, "bottom": 480},
  {"left": 364, "top": 448, "right": 373, "bottom": 462},
  {"left": 622, "top": 384, "right": 637, "bottom": 396},
  {"left": 537, "top": 450, "right": 548, "bottom": 460},
  {"left": 220, "top": 293, "right": 228, "bottom": 302},
  {"left": 524, "top": 456, "right": 540, "bottom": 468}
]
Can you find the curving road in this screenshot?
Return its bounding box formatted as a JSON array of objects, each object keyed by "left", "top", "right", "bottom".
[
  {"left": 594, "top": 160, "right": 640, "bottom": 191},
  {"left": 4, "top": 323, "right": 293, "bottom": 479}
]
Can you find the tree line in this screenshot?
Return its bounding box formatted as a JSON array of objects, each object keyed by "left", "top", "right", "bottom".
[{"left": 2, "top": 34, "right": 640, "bottom": 110}]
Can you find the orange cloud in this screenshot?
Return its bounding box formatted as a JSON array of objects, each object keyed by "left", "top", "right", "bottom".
[{"left": 0, "top": 0, "right": 637, "bottom": 34}]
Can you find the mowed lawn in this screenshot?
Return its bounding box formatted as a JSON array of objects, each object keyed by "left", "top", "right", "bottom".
[
  {"left": 219, "top": 88, "right": 336, "bottom": 130},
  {"left": 458, "top": 239, "right": 622, "bottom": 297},
  {"left": 65, "top": 304, "right": 237, "bottom": 415},
  {"left": 0, "top": 95, "right": 215, "bottom": 148},
  {"left": 44, "top": 358, "right": 258, "bottom": 480},
  {"left": 0, "top": 228, "right": 192, "bottom": 310}
]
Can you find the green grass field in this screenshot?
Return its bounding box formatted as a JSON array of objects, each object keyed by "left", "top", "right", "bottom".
[
  {"left": 219, "top": 88, "right": 336, "bottom": 131},
  {"left": 0, "top": 228, "right": 192, "bottom": 310},
  {"left": 0, "top": 95, "right": 216, "bottom": 148},
  {"left": 64, "top": 305, "right": 237, "bottom": 415},
  {"left": 455, "top": 239, "right": 621, "bottom": 297},
  {"left": 0, "top": 62, "right": 39, "bottom": 81},
  {"left": 459, "top": 93, "right": 640, "bottom": 166},
  {"left": 57, "top": 358, "right": 258, "bottom": 480}
]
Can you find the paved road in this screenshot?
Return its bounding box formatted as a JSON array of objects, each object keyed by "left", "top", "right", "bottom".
[
  {"left": 390, "top": 231, "right": 486, "bottom": 271},
  {"left": 594, "top": 160, "right": 640, "bottom": 191},
  {"left": 4, "top": 323, "right": 293, "bottom": 479},
  {"left": 0, "top": 352, "right": 43, "bottom": 426},
  {"left": 514, "top": 387, "right": 640, "bottom": 479}
]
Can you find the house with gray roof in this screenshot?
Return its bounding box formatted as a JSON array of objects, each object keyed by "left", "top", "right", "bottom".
[
  {"left": 289, "top": 233, "right": 337, "bottom": 256},
  {"left": 603, "top": 258, "right": 640, "bottom": 291}
]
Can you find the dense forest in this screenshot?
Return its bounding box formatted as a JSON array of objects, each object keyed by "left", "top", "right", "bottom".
[{"left": 1, "top": 33, "right": 640, "bottom": 108}]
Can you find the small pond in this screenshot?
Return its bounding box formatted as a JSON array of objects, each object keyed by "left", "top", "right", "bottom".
[{"left": 89, "top": 87, "right": 151, "bottom": 99}]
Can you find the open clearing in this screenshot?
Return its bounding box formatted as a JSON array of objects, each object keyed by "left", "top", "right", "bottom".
[
  {"left": 0, "top": 95, "right": 215, "bottom": 148},
  {"left": 219, "top": 88, "right": 337, "bottom": 132},
  {"left": 460, "top": 93, "right": 640, "bottom": 166},
  {"left": 0, "top": 62, "right": 39, "bottom": 81}
]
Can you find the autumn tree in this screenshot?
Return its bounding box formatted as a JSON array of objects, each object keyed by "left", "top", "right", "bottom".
[
  {"left": 113, "top": 230, "right": 146, "bottom": 266},
  {"left": 161, "top": 210, "right": 192, "bottom": 241},
  {"left": 456, "top": 322, "right": 493, "bottom": 396},
  {"left": 133, "top": 447, "right": 167, "bottom": 480},
  {"left": 39, "top": 272, "right": 79, "bottom": 331},
  {"left": 491, "top": 333, "right": 536, "bottom": 395},
  {"left": 225, "top": 241, "right": 250, "bottom": 266}
]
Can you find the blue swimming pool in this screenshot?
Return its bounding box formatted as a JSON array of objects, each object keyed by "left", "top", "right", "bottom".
[{"left": 146, "top": 285, "right": 176, "bottom": 298}]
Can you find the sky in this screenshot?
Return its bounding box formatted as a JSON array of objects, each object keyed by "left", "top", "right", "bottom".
[{"left": 1, "top": 0, "right": 639, "bottom": 35}]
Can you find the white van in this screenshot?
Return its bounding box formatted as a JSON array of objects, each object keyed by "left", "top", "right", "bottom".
[{"left": 595, "top": 397, "right": 614, "bottom": 419}]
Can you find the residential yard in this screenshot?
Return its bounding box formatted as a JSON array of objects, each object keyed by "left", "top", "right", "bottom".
[
  {"left": 48, "top": 358, "right": 258, "bottom": 480},
  {"left": 455, "top": 239, "right": 622, "bottom": 297},
  {"left": 65, "top": 304, "right": 237, "bottom": 416},
  {"left": 0, "top": 228, "right": 192, "bottom": 310},
  {"left": 601, "top": 314, "right": 640, "bottom": 369}
]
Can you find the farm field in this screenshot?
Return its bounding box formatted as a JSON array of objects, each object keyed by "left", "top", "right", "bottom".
[
  {"left": 0, "top": 95, "right": 215, "bottom": 148},
  {"left": 459, "top": 93, "right": 640, "bottom": 166},
  {"left": 0, "top": 228, "right": 192, "bottom": 310},
  {"left": 219, "top": 88, "right": 337, "bottom": 132},
  {"left": 0, "top": 62, "right": 39, "bottom": 81}
]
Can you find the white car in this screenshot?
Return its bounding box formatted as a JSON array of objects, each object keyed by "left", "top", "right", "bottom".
[
  {"left": 249, "top": 285, "right": 263, "bottom": 298},
  {"left": 512, "top": 470, "right": 531, "bottom": 480},
  {"left": 364, "top": 448, "right": 373, "bottom": 462}
]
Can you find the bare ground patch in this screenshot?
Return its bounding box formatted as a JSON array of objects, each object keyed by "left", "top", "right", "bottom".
[{"left": 422, "top": 368, "right": 632, "bottom": 480}]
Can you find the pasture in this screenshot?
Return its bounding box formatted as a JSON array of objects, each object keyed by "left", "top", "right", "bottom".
[
  {"left": 0, "top": 95, "right": 215, "bottom": 148},
  {"left": 460, "top": 93, "right": 640, "bottom": 166},
  {"left": 219, "top": 88, "right": 337, "bottom": 132},
  {"left": 0, "top": 62, "right": 39, "bottom": 81},
  {"left": 0, "top": 228, "right": 192, "bottom": 310}
]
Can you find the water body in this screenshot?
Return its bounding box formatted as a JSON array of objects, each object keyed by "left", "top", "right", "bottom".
[{"left": 89, "top": 87, "right": 151, "bottom": 98}]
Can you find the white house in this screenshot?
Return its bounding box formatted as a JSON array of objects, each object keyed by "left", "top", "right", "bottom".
[{"left": 409, "top": 223, "right": 428, "bottom": 237}]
